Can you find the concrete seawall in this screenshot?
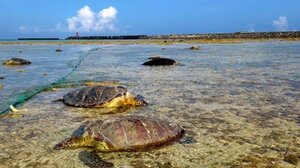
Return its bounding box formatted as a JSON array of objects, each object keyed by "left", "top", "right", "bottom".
[{"left": 66, "top": 31, "right": 300, "bottom": 40}]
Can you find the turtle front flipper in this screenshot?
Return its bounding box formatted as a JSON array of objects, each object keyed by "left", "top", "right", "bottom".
[{"left": 54, "top": 137, "right": 95, "bottom": 150}]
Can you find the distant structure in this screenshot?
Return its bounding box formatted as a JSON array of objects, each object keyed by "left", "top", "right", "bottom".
[
  {"left": 66, "top": 35, "right": 147, "bottom": 40},
  {"left": 76, "top": 32, "right": 79, "bottom": 38}
]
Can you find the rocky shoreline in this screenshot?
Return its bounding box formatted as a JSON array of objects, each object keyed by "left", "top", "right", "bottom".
[{"left": 66, "top": 31, "right": 300, "bottom": 40}]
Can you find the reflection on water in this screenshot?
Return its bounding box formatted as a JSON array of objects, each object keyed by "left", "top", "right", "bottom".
[{"left": 0, "top": 42, "right": 300, "bottom": 167}]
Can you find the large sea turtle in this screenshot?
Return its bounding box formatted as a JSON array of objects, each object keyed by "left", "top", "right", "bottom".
[
  {"left": 2, "top": 58, "right": 31, "bottom": 65},
  {"left": 62, "top": 85, "right": 147, "bottom": 108},
  {"left": 54, "top": 115, "right": 184, "bottom": 152}
]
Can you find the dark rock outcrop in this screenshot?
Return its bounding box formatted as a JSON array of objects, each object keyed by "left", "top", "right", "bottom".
[
  {"left": 143, "top": 57, "right": 177, "bottom": 66},
  {"left": 189, "top": 46, "right": 200, "bottom": 50},
  {"left": 2, "top": 58, "right": 31, "bottom": 65}
]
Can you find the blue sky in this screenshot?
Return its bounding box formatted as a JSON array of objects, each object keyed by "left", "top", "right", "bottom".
[{"left": 0, "top": 0, "right": 299, "bottom": 39}]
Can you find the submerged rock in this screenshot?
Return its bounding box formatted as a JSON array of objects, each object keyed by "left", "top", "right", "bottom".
[
  {"left": 54, "top": 115, "right": 184, "bottom": 152},
  {"left": 2, "top": 58, "right": 31, "bottom": 65},
  {"left": 55, "top": 49, "right": 63, "bottom": 52},
  {"left": 189, "top": 46, "right": 200, "bottom": 50},
  {"left": 143, "top": 57, "right": 177, "bottom": 66}
]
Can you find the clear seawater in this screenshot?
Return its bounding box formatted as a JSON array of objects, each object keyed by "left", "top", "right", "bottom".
[{"left": 0, "top": 42, "right": 299, "bottom": 167}]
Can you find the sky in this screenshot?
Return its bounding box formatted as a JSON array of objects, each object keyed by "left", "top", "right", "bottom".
[{"left": 0, "top": 0, "right": 299, "bottom": 39}]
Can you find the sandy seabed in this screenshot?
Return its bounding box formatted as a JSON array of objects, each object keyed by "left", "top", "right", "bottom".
[{"left": 0, "top": 41, "right": 299, "bottom": 168}]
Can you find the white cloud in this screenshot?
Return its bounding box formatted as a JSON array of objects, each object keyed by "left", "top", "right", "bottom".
[
  {"left": 67, "top": 6, "right": 118, "bottom": 32},
  {"left": 18, "top": 25, "right": 41, "bottom": 33},
  {"left": 56, "top": 23, "right": 62, "bottom": 30},
  {"left": 247, "top": 23, "right": 255, "bottom": 32},
  {"left": 272, "top": 16, "right": 288, "bottom": 31},
  {"left": 18, "top": 23, "right": 67, "bottom": 33},
  {"left": 18, "top": 26, "right": 27, "bottom": 32}
]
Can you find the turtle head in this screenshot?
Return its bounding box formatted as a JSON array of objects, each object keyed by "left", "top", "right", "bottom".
[
  {"left": 54, "top": 137, "right": 94, "bottom": 150},
  {"left": 54, "top": 137, "right": 78, "bottom": 150},
  {"left": 134, "top": 94, "right": 148, "bottom": 106},
  {"left": 122, "top": 92, "right": 147, "bottom": 106}
]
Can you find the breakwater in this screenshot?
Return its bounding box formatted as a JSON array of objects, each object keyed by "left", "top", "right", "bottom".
[
  {"left": 18, "top": 38, "right": 60, "bottom": 40},
  {"left": 66, "top": 31, "right": 300, "bottom": 40},
  {"left": 66, "top": 35, "right": 147, "bottom": 40}
]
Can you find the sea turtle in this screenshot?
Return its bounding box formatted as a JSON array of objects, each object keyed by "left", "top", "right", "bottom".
[
  {"left": 62, "top": 85, "right": 147, "bottom": 108},
  {"left": 54, "top": 115, "right": 184, "bottom": 151},
  {"left": 142, "top": 57, "right": 177, "bottom": 66},
  {"left": 2, "top": 58, "right": 31, "bottom": 65}
]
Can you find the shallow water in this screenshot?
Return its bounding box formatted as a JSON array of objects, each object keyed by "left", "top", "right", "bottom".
[{"left": 0, "top": 42, "right": 300, "bottom": 168}]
